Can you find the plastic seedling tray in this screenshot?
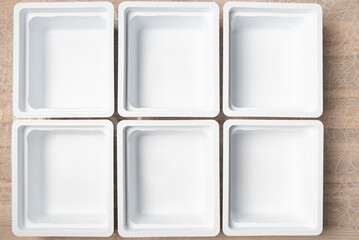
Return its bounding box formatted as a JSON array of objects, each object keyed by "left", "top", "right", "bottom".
[
  {"left": 118, "top": 2, "right": 219, "bottom": 117},
  {"left": 13, "top": 2, "right": 114, "bottom": 118},
  {"left": 117, "top": 120, "right": 220, "bottom": 237},
  {"left": 223, "top": 2, "right": 323, "bottom": 117},
  {"left": 223, "top": 120, "right": 323, "bottom": 236},
  {"left": 12, "top": 120, "right": 114, "bottom": 237}
]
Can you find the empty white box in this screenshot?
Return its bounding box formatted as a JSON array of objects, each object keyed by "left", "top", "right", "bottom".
[
  {"left": 12, "top": 120, "right": 114, "bottom": 237},
  {"left": 118, "top": 2, "right": 219, "bottom": 117},
  {"left": 117, "top": 120, "right": 220, "bottom": 237},
  {"left": 223, "top": 2, "right": 323, "bottom": 117},
  {"left": 13, "top": 2, "right": 114, "bottom": 118},
  {"left": 223, "top": 120, "right": 323, "bottom": 236}
]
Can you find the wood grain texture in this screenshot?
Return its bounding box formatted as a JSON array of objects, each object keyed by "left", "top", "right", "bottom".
[{"left": 1, "top": 0, "right": 358, "bottom": 239}]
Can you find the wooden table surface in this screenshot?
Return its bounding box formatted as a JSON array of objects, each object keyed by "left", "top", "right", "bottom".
[{"left": 1, "top": 0, "right": 359, "bottom": 239}]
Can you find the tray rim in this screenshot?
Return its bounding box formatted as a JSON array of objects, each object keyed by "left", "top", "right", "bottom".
[
  {"left": 12, "top": 1, "right": 115, "bottom": 118},
  {"left": 117, "top": 119, "right": 220, "bottom": 237},
  {"left": 222, "top": 1, "right": 323, "bottom": 118},
  {"left": 222, "top": 119, "right": 324, "bottom": 236},
  {"left": 11, "top": 119, "right": 114, "bottom": 237},
  {"left": 117, "top": 1, "right": 220, "bottom": 117}
]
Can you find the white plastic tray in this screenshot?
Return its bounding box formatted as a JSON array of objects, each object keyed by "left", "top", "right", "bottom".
[
  {"left": 13, "top": 2, "right": 114, "bottom": 118},
  {"left": 223, "top": 120, "right": 323, "bottom": 236},
  {"left": 12, "top": 120, "right": 114, "bottom": 237},
  {"left": 118, "top": 2, "right": 219, "bottom": 117},
  {"left": 117, "top": 120, "right": 220, "bottom": 237},
  {"left": 223, "top": 2, "right": 323, "bottom": 117}
]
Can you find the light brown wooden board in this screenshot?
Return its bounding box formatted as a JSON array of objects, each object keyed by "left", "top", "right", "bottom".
[{"left": 1, "top": 0, "right": 358, "bottom": 239}]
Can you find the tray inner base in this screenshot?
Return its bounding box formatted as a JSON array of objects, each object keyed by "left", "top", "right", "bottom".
[
  {"left": 124, "top": 127, "right": 216, "bottom": 231},
  {"left": 21, "top": 128, "right": 109, "bottom": 229}
]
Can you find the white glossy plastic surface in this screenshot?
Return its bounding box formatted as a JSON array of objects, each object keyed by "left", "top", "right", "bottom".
[
  {"left": 223, "top": 2, "right": 323, "bottom": 117},
  {"left": 13, "top": 2, "right": 114, "bottom": 118},
  {"left": 117, "top": 120, "right": 220, "bottom": 237},
  {"left": 12, "top": 120, "right": 114, "bottom": 237},
  {"left": 223, "top": 120, "right": 323, "bottom": 236},
  {"left": 118, "top": 2, "right": 219, "bottom": 117}
]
